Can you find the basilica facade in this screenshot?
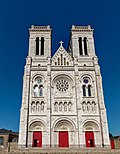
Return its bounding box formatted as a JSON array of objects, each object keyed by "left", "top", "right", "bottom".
[{"left": 18, "top": 25, "right": 110, "bottom": 148}]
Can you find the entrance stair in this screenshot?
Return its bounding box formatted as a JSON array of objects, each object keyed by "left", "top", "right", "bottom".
[{"left": 2, "top": 148, "right": 120, "bottom": 154}]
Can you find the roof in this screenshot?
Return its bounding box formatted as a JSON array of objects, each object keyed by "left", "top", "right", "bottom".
[{"left": 0, "top": 129, "right": 18, "bottom": 136}]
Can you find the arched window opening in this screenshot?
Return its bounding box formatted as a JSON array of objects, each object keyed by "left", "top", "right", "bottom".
[
  {"left": 61, "top": 54, "right": 63, "bottom": 65},
  {"left": 58, "top": 58, "right": 60, "bottom": 65},
  {"left": 88, "top": 85, "right": 92, "bottom": 96},
  {"left": 55, "top": 62, "right": 57, "bottom": 65},
  {"left": 67, "top": 62, "right": 69, "bottom": 65},
  {"left": 34, "top": 85, "right": 39, "bottom": 97},
  {"left": 84, "top": 37, "right": 88, "bottom": 55},
  {"left": 36, "top": 37, "right": 39, "bottom": 55},
  {"left": 0, "top": 137, "right": 4, "bottom": 145},
  {"left": 39, "top": 85, "right": 43, "bottom": 96},
  {"left": 79, "top": 37, "right": 83, "bottom": 55},
  {"left": 83, "top": 85, "right": 86, "bottom": 96},
  {"left": 35, "top": 77, "right": 42, "bottom": 84},
  {"left": 41, "top": 37, "right": 44, "bottom": 55},
  {"left": 64, "top": 57, "right": 66, "bottom": 65}
]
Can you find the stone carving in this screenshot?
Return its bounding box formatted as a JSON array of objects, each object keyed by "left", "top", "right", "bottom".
[
  {"left": 56, "top": 80, "right": 69, "bottom": 92},
  {"left": 31, "top": 101, "right": 45, "bottom": 113},
  {"left": 54, "top": 101, "right": 72, "bottom": 112},
  {"left": 82, "top": 101, "right": 97, "bottom": 114}
]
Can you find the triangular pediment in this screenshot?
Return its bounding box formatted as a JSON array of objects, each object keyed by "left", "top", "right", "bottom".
[{"left": 52, "top": 43, "right": 73, "bottom": 66}]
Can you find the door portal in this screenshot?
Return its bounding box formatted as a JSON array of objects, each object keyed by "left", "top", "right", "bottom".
[
  {"left": 32, "top": 131, "right": 42, "bottom": 147},
  {"left": 85, "top": 131, "right": 95, "bottom": 147},
  {"left": 59, "top": 131, "right": 69, "bottom": 147}
]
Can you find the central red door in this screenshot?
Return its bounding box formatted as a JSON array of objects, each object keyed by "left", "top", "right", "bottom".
[
  {"left": 59, "top": 131, "right": 69, "bottom": 147},
  {"left": 85, "top": 131, "right": 95, "bottom": 147},
  {"left": 33, "top": 131, "right": 42, "bottom": 147}
]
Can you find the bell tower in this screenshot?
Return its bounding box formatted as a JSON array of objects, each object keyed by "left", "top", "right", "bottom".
[
  {"left": 28, "top": 25, "right": 51, "bottom": 59},
  {"left": 68, "top": 25, "right": 96, "bottom": 58},
  {"left": 19, "top": 25, "right": 52, "bottom": 148}
]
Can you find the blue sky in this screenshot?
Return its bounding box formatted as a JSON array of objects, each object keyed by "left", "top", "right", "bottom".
[{"left": 0, "top": 0, "right": 120, "bottom": 135}]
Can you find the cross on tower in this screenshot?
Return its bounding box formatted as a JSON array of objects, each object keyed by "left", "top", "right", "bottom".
[{"left": 59, "top": 41, "right": 64, "bottom": 46}]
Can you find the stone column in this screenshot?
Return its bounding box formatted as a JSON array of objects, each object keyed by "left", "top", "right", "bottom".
[
  {"left": 94, "top": 58, "right": 110, "bottom": 148},
  {"left": 18, "top": 57, "right": 31, "bottom": 148},
  {"left": 46, "top": 57, "right": 51, "bottom": 147}
]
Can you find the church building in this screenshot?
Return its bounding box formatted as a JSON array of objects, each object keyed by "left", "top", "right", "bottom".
[{"left": 18, "top": 25, "right": 110, "bottom": 148}]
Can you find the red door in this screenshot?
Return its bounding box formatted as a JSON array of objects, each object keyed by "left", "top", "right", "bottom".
[
  {"left": 85, "top": 131, "right": 95, "bottom": 147},
  {"left": 32, "top": 131, "right": 42, "bottom": 147},
  {"left": 59, "top": 131, "right": 69, "bottom": 147},
  {"left": 110, "top": 139, "right": 115, "bottom": 149}
]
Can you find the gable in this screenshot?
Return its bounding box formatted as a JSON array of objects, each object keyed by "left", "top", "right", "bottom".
[{"left": 52, "top": 44, "right": 73, "bottom": 66}]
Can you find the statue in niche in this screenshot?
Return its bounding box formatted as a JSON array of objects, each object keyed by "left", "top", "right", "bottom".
[
  {"left": 91, "top": 102, "right": 96, "bottom": 113},
  {"left": 82, "top": 103, "right": 86, "bottom": 113},
  {"left": 54, "top": 103, "right": 58, "bottom": 112},
  {"left": 64, "top": 103, "right": 67, "bottom": 111},
  {"left": 41, "top": 102, "right": 44, "bottom": 112},
  {"left": 59, "top": 103, "right": 63, "bottom": 111},
  {"left": 68, "top": 102, "right": 72, "bottom": 111},
  {"left": 31, "top": 103, "right": 36, "bottom": 113},
  {"left": 36, "top": 102, "right": 40, "bottom": 113},
  {"left": 87, "top": 102, "right": 91, "bottom": 113}
]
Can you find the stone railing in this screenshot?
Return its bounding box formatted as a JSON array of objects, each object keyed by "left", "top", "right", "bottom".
[{"left": 30, "top": 25, "right": 51, "bottom": 31}]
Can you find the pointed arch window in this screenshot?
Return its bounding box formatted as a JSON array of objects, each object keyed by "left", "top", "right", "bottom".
[
  {"left": 41, "top": 37, "right": 44, "bottom": 55},
  {"left": 84, "top": 37, "right": 88, "bottom": 55},
  {"left": 36, "top": 37, "right": 39, "bottom": 55}
]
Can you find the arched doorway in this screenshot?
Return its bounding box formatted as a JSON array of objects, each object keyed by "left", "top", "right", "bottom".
[
  {"left": 29, "top": 121, "right": 45, "bottom": 147},
  {"left": 54, "top": 119, "right": 75, "bottom": 147},
  {"left": 83, "top": 121, "right": 99, "bottom": 147}
]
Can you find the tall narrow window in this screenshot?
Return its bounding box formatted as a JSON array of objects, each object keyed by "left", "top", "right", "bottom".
[
  {"left": 0, "top": 137, "right": 4, "bottom": 145},
  {"left": 39, "top": 85, "right": 43, "bottom": 96},
  {"left": 36, "top": 37, "right": 39, "bottom": 55},
  {"left": 64, "top": 58, "right": 66, "bottom": 65},
  {"left": 83, "top": 85, "right": 86, "bottom": 96},
  {"left": 58, "top": 58, "right": 60, "bottom": 65},
  {"left": 41, "top": 37, "right": 44, "bottom": 55},
  {"left": 84, "top": 37, "right": 88, "bottom": 55},
  {"left": 61, "top": 54, "right": 63, "bottom": 65},
  {"left": 88, "top": 85, "right": 91, "bottom": 96},
  {"left": 79, "top": 37, "right": 83, "bottom": 55}
]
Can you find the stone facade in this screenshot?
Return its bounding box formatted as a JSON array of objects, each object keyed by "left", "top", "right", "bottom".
[{"left": 18, "top": 25, "right": 110, "bottom": 148}]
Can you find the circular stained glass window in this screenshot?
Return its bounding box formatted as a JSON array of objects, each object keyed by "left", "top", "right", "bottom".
[
  {"left": 83, "top": 78, "right": 89, "bottom": 84},
  {"left": 56, "top": 80, "right": 69, "bottom": 92}
]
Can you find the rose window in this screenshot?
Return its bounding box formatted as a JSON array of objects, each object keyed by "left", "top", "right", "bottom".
[{"left": 56, "top": 80, "right": 69, "bottom": 92}]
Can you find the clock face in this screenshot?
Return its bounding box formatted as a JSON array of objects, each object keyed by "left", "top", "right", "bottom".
[{"left": 56, "top": 80, "right": 69, "bottom": 92}]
